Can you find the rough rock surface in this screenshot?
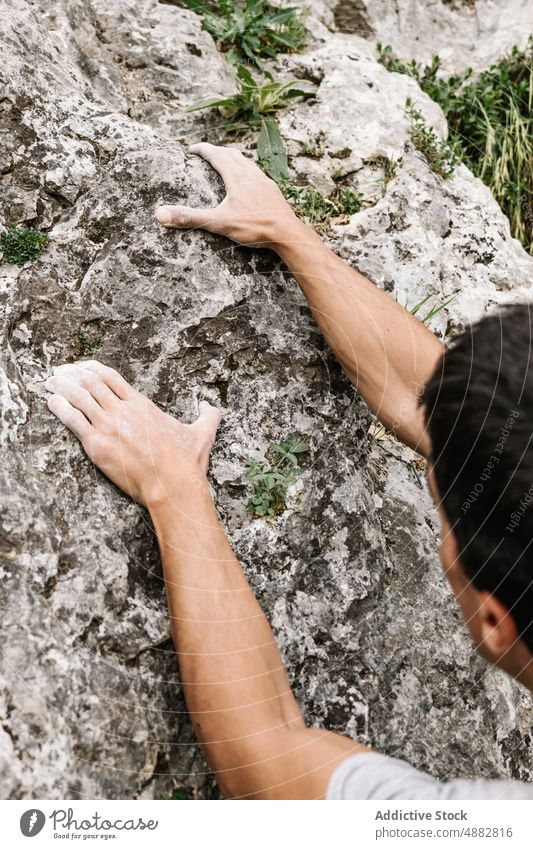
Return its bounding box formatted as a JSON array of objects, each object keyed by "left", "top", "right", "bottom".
[
  {"left": 1, "top": 0, "right": 533, "bottom": 799},
  {"left": 298, "top": 0, "right": 533, "bottom": 74}
]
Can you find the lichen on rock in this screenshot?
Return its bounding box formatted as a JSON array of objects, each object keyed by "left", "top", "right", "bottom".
[{"left": 1, "top": 0, "right": 533, "bottom": 799}]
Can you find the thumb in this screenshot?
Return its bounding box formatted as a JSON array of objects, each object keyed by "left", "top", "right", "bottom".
[{"left": 155, "top": 204, "right": 220, "bottom": 232}]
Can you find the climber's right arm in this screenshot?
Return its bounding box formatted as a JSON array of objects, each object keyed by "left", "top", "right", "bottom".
[{"left": 156, "top": 143, "right": 444, "bottom": 456}]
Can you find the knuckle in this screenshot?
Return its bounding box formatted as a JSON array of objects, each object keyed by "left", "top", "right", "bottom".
[
  {"left": 87, "top": 360, "right": 119, "bottom": 379},
  {"left": 98, "top": 415, "right": 116, "bottom": 437},
  {"left": 77, "top": 371, "right": 98, "bottom": 392},
  {"left": 105, "top": 364, "right": 121, "bottom": 379},
  {"left": 76, "top": 384, "right": 91, "bottom": 403}
]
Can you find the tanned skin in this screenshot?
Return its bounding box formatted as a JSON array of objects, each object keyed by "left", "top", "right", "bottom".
[{"left": 46, "top": 145, "right": 533, "bottom": 799}]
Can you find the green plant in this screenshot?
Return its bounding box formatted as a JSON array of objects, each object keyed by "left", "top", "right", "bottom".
[
  {"left": 158, "top": 787, "right": 192, "bottom": 800},
  {"left": 378, "top": 41, "right": 533, "bottom": 253},
  {"left": 406, "top": 101, "right": 460, "bottom": 178},
  {"left": 245, "top": 435, "right": 310, "bottom": 520},
  {"left": 301, "top": 140, "right": 325, "bottom": 159},
  {"left": 188, "top": 64, "right": 314, "bottom": 181},
  {"left": 71, "top": 329, "right": 102, "bottom": 359},
  {"left": 1, "top": 226, "right": 50, "bottom": 265},
  {"left": 181, "top": 0, "right": 307, "bottom": 73},
  {"left": 281, "top": 182, "right": 363, "bottom": 226},
  {"left": 407, "top": 293, "right": 455, "bottom": 324},
  {"left": 187, "top": 64, "right": 313, "bottom": 125},
  {"left": 377, "top": 155, "right": 402, "bottom": 191}
]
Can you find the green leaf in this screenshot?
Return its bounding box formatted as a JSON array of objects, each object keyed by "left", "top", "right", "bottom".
[
  {"left": 282, "top": 87, "right": 315, "bottom": 101},
  {"left": 236, "top": 63, "right": 256, "bottom": 87},
  {"left": 180, "top": 0, "right": 205, "bottom": 10},
  {"left": 186, "top": 95, "right": 238, "bottom": 113},
  {"left": 257, "top": 116, "right": 289, "bottom": 182},
  {"left": 265, "top": 9, "right": 297, "bottom": 24}
]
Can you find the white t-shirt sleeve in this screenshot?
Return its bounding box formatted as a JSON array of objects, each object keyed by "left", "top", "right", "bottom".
[{"left": 327, "top": 753, "right": 533, "bottom": 800}]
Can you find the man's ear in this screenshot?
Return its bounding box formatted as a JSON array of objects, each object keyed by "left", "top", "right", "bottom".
[{"left": 478, "top": 590, "right": 519, "bottom": 657}]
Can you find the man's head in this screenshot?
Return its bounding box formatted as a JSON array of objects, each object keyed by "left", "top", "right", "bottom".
[{"left": 423, "top": 304, "right": 533, "bottom": 683}]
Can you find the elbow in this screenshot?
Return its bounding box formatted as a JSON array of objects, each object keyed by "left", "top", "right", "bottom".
[{"left": 204, "top": 724, "right": 306, "bottom": 800}]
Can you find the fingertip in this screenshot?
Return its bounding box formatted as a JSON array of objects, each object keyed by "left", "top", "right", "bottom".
[
  {"left": 47, "top": 392, "right": 63, "bottom": 415},
  {"left": 199, "top": 398, "right": 219, "bottom": 411},
  {"left": 199, "top": 399, "right": 223, "bottom": 423},
  {"left": 155, "top": 205, "right": 175, "bottom": 226}
]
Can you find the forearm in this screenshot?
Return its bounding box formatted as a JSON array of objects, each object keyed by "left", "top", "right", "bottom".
[
  {"left": 149, "top": 482, "right": 307, "bottom": 796},
  {"left": 275, "top": 221, "right": 444, "bottom": 454}
]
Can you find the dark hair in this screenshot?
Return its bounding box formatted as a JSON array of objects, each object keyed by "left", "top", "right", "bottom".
[{"left": 423, "top": 303, "right": 533, "bottom": 650}]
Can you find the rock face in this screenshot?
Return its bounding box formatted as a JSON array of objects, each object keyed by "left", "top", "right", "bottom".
[
  {"left": 300, "top": 0, "right": 533, "bottom": 73},
  {"left": 1, "top": 0, "right": 533, "bottom": 799}
]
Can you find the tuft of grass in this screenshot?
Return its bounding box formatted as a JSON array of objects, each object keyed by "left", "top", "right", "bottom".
[
  {"left": 301, "top": 140, "right": 325, "bottom": 159},
  {"left": 1, "top": 226, "right": 50, "bottom": 265},
  {"left": 181, "top": 0, "right": 308, "bottom": 73},
  {"left": 71, "top": 329, "right": 102, "bottom": 359},
  {"left": 368, "top": 421, "right": 388, "bottom": 446},
  {"left": 407, "top": 293, "right": 455, "bottom": 324},
  {"left": 377, "top": 155, "right": 403, "bottom": 192},
  {"left": 281, "top": 182, "right": 363, "bottom": 226},
  {"left": 188, "top": 64, "right": 314, "bottom": 182},
  {"left": 378, "top": 41, "right": 533, "bottom": 253},
  {"left": 406, "top": 101, "right": 460, "bottom": 178},
  {"left": 245, "top": 435, "right": 310, "bottom": 520}
]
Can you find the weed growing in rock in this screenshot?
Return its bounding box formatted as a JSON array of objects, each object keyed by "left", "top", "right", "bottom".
[
  {"left": 187, "top": 64, "right": 314, "bottom": 126},
  {"left": 159, "top": 777, "right": 221, "bottom": 800},
  {"left": 188, "top": 64, "right": 314, "bottom": 181},
  {"left": 301, "top": 140, "right": 325, "bottom": 159},
  {"left": 1, "top": 226, "right": 50, "bottom": 265},
  {"left": 181, "top": 0, "right": 307, "bottom": 73},
  {"left": 281, "top": 182, "right": 363, "bottom": 226},
  {"left": 407, "top": 293, "right": 455, "bottom": 324},
  {"left": 71, "top": 329, "right": 102, "bottom": 359},
  {"left": 406, "top": 101, "right": 460, "bottom": 178},
  {"left": 158, "top": 787, "right": 192, "bottom": 800},
  {"left": 245, "top": 435, "right": 310, "bottom": 520},
  {"left": 378, "top": 41, "right": 533, "bottom": 253},
  {"left": 377, "top": 155, "right": 402, "bottom": 192}
]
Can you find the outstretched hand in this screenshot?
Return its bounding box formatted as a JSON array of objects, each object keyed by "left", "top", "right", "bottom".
[
  {"left": 155, "top": 143, "right": 301, "bottom": 249},
  {"left": 46, "top": 361, "right": 221, "bottom": 507}
]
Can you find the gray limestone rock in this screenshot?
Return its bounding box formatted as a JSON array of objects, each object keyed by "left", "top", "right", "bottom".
[
  {"left": 1, "top": 0, "right": 533, "bottom": 799},
  {"left": 294, "top": 0, "right": 533, "bottom": 74}
]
